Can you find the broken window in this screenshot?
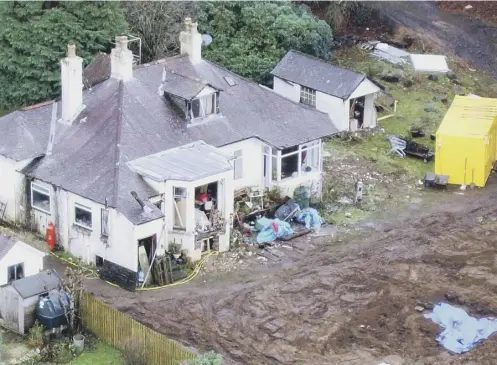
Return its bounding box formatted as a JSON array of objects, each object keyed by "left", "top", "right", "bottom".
[
  {"left": 7, "top": 263, "right": 24, "bottom": 283},
  {"left": 31, "top": 182, "right": 51, "bottom": 213},
  {"left": 173, "top": 187, "right": 187, "bottom": 229},
  {"left": 273, "top": 140, "right": 322, "bottom": 181},
  {"left": 74, "top": 203, "right": 92, "bottom": 229},
  {"left": 191, "top": 93, "right": 217, "bottom": 119},
  {"left": 101, "top": 208, "right": 109, "bottom": 237},
  {"left": 300, "top": 86, "right": 316, "bottom": 107},
  {"left": 233, "top": 150, "right": 243, "bottom": 180}
]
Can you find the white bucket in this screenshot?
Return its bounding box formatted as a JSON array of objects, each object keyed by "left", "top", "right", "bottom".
[{"left": 73, "top": 334, "right": 85, "bottom": 355}]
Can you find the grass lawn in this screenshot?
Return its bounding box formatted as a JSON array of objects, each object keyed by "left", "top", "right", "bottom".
[{"left": 71, "top": 342, "right": 122, "bottom": 365}]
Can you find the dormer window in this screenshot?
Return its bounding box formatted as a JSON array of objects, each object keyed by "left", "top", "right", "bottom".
[{"left": 190, "top": 92, "right": 218, "bottom": 119}]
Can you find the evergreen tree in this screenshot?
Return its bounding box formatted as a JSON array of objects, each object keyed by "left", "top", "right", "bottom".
[
  {"left": 198, "top": 2, "right": 333, "bottom": 85},
  {"left": 0, "top": 1, "right": 128, "bottom": 108}
]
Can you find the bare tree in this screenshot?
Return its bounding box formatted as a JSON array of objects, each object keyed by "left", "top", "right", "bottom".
[
  {"left": 123, "top": 1, "right": 199, "bottom": 63},
  {"left": 60, "top": 266, "right": 85, "bottom": 335}
]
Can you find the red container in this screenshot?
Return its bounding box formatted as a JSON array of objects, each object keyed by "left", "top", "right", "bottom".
[{"left": 46, "top": 222, "right": 56, "bottom": 251}]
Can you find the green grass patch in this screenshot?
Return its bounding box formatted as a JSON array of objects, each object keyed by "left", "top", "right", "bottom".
[{"left": 71, "top": 342, "right": 122, "bottom": 365}]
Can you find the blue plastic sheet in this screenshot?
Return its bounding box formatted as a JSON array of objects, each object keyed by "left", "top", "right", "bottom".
[
  {"left": 256, "top": 218, "right": 293, "bottom": 244},
  {"left": 424, "top": 302, "right": 497, "bottom": 354},
  {"left": 296, "top": 208, "right": 324, "bottom": 229}
]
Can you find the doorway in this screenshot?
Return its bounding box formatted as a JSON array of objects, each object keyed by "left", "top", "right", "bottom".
[
  {"left": 349, "top": 96, "right": 365, "bottom": 129},
  {"left": 138, "top": 235, "right": 157, "bottom": 263}
]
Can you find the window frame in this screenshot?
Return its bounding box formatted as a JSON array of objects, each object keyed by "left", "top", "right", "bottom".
[
  {"left": 233, "top": 150, "right": 243, "bottom": 180},
  {"left": 173, "top": 186, "right": 187, "bottom": 230},
  {"left": 300, "top": 86, "right": 316, "bottom": 107},
  {"left": 31, "top": 182, "right": 51, "bottom": 214},
  {"left": 74, "top": 203, "right": 93, "bottom": 230},
  {"left": 7, "top": 263, "right": 24, "bottom": 283},
  {"left": 190, "top": 93, "right": 218, "bottom": 119},
  {"left": 271, "top": 140, "right": 322, "bottom": 182},
  {"left": 101, "top": 208, "right": 109, "bottom": 237}
]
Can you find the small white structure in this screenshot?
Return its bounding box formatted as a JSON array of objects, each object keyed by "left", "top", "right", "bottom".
[
  {"left": 0, "top": 271, "right": 61, "bottom": 334},
  {"left": 271, "top": 50, "right": 381, "bottom": 132},
  {"left": 409, "top": 54, "right": 450, "bottom": 73},
  {"left": 0, "top": 235, "right": 46, "bottom": 286}
]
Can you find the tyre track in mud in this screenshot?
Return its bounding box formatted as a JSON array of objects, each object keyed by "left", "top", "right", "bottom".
[{"left": 89, "top": 182, "right": 497, "bottom": 364}]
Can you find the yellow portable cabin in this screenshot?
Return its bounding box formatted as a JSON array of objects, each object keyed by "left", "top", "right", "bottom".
[{"left": 435, "top": 96, "right": 497, "bottom": 187}]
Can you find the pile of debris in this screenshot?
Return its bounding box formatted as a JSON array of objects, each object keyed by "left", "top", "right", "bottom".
[{"left": 233, "top": 187, "right": 326, "bottom": 247}]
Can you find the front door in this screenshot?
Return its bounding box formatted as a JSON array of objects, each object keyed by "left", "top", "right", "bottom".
[{"left": 262, "top": 146, "right": 271, "bottom": 188}]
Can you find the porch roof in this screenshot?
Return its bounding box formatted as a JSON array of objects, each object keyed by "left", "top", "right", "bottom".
[{"left": 127, "top": 141, "right": 233, "bottom": 182}]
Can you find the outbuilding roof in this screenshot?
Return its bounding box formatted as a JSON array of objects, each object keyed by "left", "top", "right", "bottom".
[
  {"left": 271, "top": 50, "right": 366, "bottom": 100},
  {"left": 12, "top": 271, "right": 61, "bottom": 299}
]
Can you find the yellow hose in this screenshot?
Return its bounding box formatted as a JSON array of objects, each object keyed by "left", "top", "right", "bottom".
[{"left": 49, "top": 250, "right": 218, "bottom": 291}]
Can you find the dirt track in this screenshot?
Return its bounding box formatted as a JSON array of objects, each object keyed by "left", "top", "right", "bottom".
[{"left": 87, "top": 177, "right": 497, "bottom": 365}]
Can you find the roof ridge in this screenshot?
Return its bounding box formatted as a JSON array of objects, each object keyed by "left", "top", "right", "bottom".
[
  {"left": 111, "top": 80, "right": 125, "bottom": 208},
  {"left": 284, "top": 49, "right": 363, "bottom": 77}
]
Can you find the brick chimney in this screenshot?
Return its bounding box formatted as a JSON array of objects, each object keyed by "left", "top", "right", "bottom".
[
  {"left": 111, "top": 36, "right": 133, "bottom": 81},
  {"left": 180, "top": 18, "right": 202, "bottom": 64},
  {"left": 60, "top": 44, "right": 85, "bottom": 124}
]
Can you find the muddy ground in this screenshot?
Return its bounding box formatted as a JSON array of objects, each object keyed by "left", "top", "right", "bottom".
[{"left": 85, "top": 177, "right": 497, "bottom": 365}]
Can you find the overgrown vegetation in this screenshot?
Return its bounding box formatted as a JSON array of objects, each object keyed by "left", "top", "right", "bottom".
[
  {"left": 0, "top": 1, "right": 128, "bottom": 109},
  {"left": 120, "top": 339, "right": 147, "bottom": 365},
  {"left": 123, "top": 1, "right": 199, "bottom": 63},
  {"left": 198, "top": 1, "right": 332, "bottom": 85},
  {"left": 27, "top": 321, "right": 45, "bottom": 348}
]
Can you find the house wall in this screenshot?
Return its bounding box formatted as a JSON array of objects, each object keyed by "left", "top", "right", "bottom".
[
  {"left": 272, "top": 76, "right": 380, "bottom": 132},
  {"left": 219, "top": 138, "right": 265, "bottom": 190},
  {"left": 0, "top": 242, "right": 45, "bottom": 286},
  {"left": 316, "top": 91, "right": 349, "bottom": 132},
  {"left": 29, "top": 179, "right": 142, "bottom": 272},
  {"left": 272, "top": 171, "right": 323, "bottom": 200},
  {"left": 0, "top": 155, "right": 34, "bottom": 223},
  {"left": 272, "top": 77, "right": 300, "bottom": 103}
]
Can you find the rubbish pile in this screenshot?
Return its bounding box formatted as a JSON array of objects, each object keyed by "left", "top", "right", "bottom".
[{"left": 233, "top": 187, "right": 326, "bottom": 247}]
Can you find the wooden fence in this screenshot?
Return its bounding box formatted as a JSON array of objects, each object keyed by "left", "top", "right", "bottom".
[{"left": 81, "top": 291, "right": 195, "bottom": 365}]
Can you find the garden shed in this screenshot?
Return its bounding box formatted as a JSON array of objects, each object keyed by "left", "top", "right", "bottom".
[
  {"left": 0, "top": 271, "right": 61, "bottom": 334},
  {"left": 435, "top": 95, "right": 497, "bottom": 187}
]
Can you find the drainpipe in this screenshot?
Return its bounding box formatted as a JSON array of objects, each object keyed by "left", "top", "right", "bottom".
[{"left": 130, "top": 191, "right": 145, "bottom": 209}]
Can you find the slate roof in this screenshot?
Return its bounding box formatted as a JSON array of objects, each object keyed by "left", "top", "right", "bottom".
[
  {"left": 271, "top": 50, "right": 366, "bottom": 100},
  {"left": 11, "top": 271, "right": 61, "bottom": 299},
  {"left": 0, "top": 52, "right": 335, "bottom": 225},
  {"left": 161, "top": 72, "right": 213, "bottom": 100},
  {"left": 0, "top": 235, "right": 15, "bottom": 261}
]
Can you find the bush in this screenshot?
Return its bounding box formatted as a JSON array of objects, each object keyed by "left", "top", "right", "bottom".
[
  {"left": 27, "top": 321, "right": 45, "bottom": 349},
  {"left": 181, "top": 351, "right": 223, "bottom": 365},
  {"left": 39, "top": 340, "right": 76, "bottom": 364}
]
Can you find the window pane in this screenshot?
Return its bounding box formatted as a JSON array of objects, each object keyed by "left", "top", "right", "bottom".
[
  {"left": 173, "top": 186, "right": 186, "bottom": 228},
  {"left": 32, "top": 189, "right": 50, "bottom": 212},
  {"left": 281, "top": 153, "right": 299, "bottom": 179},
  {"left": 300, "top": 86, "right": 316, "bottom": 107},
  {"left": 301, "top": 145, "right": 320, "bottom": 172},
  {"left": 75, "top": 205, "right": 92, "bottom": 229}
]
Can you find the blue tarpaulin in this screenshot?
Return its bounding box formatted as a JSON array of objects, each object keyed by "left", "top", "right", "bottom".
[
  {"left": 424, "top": 303, "right": 497, "bottom": 354},
  {"left": 296, "top": 208, "right": 324, "bottom": 229},
  {"left": 256, "top": 218, "right": 293, "bottom": 244}
]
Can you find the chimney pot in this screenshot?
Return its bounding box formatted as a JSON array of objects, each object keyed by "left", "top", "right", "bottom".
[
  {"left": 67, "top": 44, "right": 76, "bottom": 58},
  {"left": 118, "top": 36, "right": 129, "bottom": 50}
]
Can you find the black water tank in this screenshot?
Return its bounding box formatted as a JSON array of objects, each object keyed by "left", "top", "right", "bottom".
[{"left": 36, "top": 290, "right": 71, "bottom": 329}]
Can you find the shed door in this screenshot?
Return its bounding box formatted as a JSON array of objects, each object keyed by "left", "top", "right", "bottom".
[{"left": 0, "top": 290, "right": 19, "bottom": 332}]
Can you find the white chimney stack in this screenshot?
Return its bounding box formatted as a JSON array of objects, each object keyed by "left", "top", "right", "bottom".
[
  {"left": 180, "top": 18, "right": 202, "bottom": 64},
  {"left": 60, "top": 44, "right": 85, "bottom": 124},
  {"left": 111, "top": 36, "right": 133, "bottom": 81}
]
